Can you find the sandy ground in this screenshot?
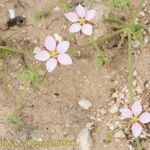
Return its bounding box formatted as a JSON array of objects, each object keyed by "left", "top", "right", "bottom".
[{"left": 0, "top": 0, "right": 150, "bottom": 150}]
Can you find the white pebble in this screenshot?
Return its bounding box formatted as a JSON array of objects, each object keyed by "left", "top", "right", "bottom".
[
  {"left": 114, "top": 130, "right": 126, "bottom": 139},
  {"left": 78, "top": 99, "right": 92, "bottom": 110},
  {"left": 110, "top": 104, "right": 119, "bottom": 114}
]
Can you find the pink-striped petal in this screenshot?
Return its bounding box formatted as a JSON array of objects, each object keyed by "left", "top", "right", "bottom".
[
  {"left": 75, "top": 4, "right": 86, "bottom": 18},
  {"left": 85, "top": 10, "right": 96, "bottom": 21},
  {"left": 57, "top": 41, "right": 70, "bottom": 53},
  {"left": 119, "top": 108, "right": 133, "bottom": 119},
  {"left": 131, "top": 101, "right": 142, "bottom": 116},
  {"left": 81, "top": 24, "right": 93, "bottom": 36},
  {"left": 65, "top": 12, "right": 79, "bottom": 22},
  {"left": 131, "top": 123, "right": 142, "bottom": 138},
  {"left": 139, "top": 112, "right": 150, "bottom": 124},
  {"left": 46, "top": 58, "right": 57, "bottom": 72},
  {"left": 58, "top": 54, "right": 72, "bottom": 65},
  {"left": 35, "top": 50, "right": 50, "bottom": 61},
  {"left": 45, "top": 36, "right": 56, "bottom": 51},
  {"left": 69, "top": 23, "right": 81, "bottom": 33}
]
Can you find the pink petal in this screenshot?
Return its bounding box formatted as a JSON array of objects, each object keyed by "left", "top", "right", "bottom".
[
  {"left": 64, "top": 12, "right": 79, "bottom": 22},
  {"left": 45, "top": 36, "right": 56, "bottom": 51},
  {"left": 58, "top": 54, "right": 72, "bottom": 65},
  {"left": 131, "top": 123, "right": 142, "bottom": 138},
  {"left": 85, "top": 10, "right": 96, "bottom": 21},
  {"left": 119, "top": 108, "right": 133, "bottom": 119},
  {"left": 46, "top": 58, "right": 57, "bottom": 72},
  {"left": 139, "top": 112, "right": 150, "bottom": 124},
  {"left": 57, "top": 41, "right": 70, "bottom": 53},
  {"left": 81, "top": 24, "right": 93, "bottom": 36},
  {"left": 75, "top": 4, "right": 86, "bottom": 18},
  {"left": 35, "top": 50, "right": 50, "bottom": 61},
  {"left": 69, "top": 23, "right": 81, "bottom": 33},
  {"left": 131, "top": 101, "right": 142, "bottom": 116}
]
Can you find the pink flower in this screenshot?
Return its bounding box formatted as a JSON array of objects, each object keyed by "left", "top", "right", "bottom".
[
  {"left": 65, "top": 4, "right": 96, "bottom": 36},
  {"left": 119, "top": 101, "right": 150, "bottom": 138},
  {"left": 35, "top": 36, "right": 72, "bottom": 72}
]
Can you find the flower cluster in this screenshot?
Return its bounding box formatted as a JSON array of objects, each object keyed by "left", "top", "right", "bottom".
[
  {"left": 35, "top": 4, "right": 96, "bottom": 72},
  {"left": 120, "top": 100, "right": 150, "bottom": 138}
]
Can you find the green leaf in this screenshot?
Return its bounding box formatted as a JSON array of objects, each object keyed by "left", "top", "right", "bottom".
[
  {"left": 130, "top": 24, "right": 144, "bottom": 33},
  {"left": 130, "top": 24, "right": 144, "bottom": 42},
  {"left": 96, "top": 55, "right": 109, "bottom": 68},
  {"left": 18, "top": 71, "right": 33, "bottom": 84},
  {"left": 18, "top": 64, "right": 45, "bottom": 86},
  {"left": 7, "top": 115, "right": 23, "bottom": 126},
  {"left": 103, "top": 131, "right": 114, "bottom": 143},
  {"left": 133, "top": 32, "right": 144, "bottom": 42}
]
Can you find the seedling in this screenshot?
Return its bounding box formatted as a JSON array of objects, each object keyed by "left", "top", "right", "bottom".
[
  {"left": 33, "top": 10, "right": 44, "bottom": 22},
  {"left": 7, "top": 114, "right": 23, "bottom": 126},
  {"left": 18, "top": 64, "right": 46, "bottom": 87}
]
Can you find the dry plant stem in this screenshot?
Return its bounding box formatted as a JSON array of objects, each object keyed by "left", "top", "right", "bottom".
[
  {"left": 3, "top": 59, "right": 9, "bottom": 94},
  {"left": 128, "top": 32, "right": 133, "bottom": 105}
]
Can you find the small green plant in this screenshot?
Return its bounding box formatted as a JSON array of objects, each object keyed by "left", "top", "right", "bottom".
[
  {"left": 96, "top": 55, "right": 109, "bottom": 68},
  {"left": 103, "top": 131, "right": 114, "bottom": 143},
  {"left": 108, "top": 0, "right": 131, "bottom": 9},
  {"left": 18, "top": 64, "right": 46, "bottom": 87},
  {"left": 33, "top": 10, "right": 44, "bottom": 22},
  {"left": 56, "top": 0, "right": 72, "bottom": 11},
  {"left": 7, "top": 114, "right": 23, "bottom": 126}
]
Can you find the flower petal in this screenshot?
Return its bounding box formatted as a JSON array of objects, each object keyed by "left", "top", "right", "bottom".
[
  {"left": 81, "top": 24, "right": 93, "bottom": 36},
  {"left": 46, "top": 58, "right": 57, "bottom": 72},
  {"left": 85, "top": 10, "right": 96, "bottom": 21},
  {"left": 58, "top": 54, "right": 72, "bottom": 65},
  {"left": 69, "top": 23, "right": 81, "bottom": 33},
  {"left": 45, "top": 36, "right": 56, "bottom": 51},
  {"left": 131, "top": 101, "right": 142, "bottom": 116},
  {"left": 75, "top": 4, "right": 86, "bottom": 18},
  {"left": 64, "top": 12, "right": 79, "bottom": 22},
  {"left": 139, "top": 112, "right": 150, "bottom": 124},
  {"left": 35, "top": 50, "right": 50, "bottom": 61},
  {"left": 57, "top": 41, "right": 70, "bottom": 53},
  {"left": 119, "top": 108, "right": 133, "bottom": 119},
  {"left": 131, "top": 123, "right": 142, "bottom": 138}
]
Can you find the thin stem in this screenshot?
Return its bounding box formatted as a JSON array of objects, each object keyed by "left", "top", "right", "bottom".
[
  {"left": 130, "top": 0, "right": 145, "bottom": 23},
  {"left": 3, "top": 59, "right": 9, "bottom": 94},
  {"left": 70, "top": 28, "right": 126, "bottom": 53},
  {"left": 0, "top": 45, "right": 33, "bottom": 58},
  {"left": 135, "top": 138, "right": 142, "bottom": 150},
  {"left": 128, "top": 31, "right": 134, "bottom": 104}
]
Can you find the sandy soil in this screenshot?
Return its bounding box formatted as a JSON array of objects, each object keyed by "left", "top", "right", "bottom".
[{"left": 0, "top": 0, "right": 150, "bottom": 150}]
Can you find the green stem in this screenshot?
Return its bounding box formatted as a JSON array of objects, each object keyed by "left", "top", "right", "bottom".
[
  {"left": 70, "top": 28, "right": 126, "bottom": 53},
  {"left": 0, "top": 45, "right": 33, "bottom": 58},
  {"left": 135, "top": 138, "right": 142, "bottom": 150},
  {"left": 128, "top": 31, "right": 133, "bottom": 104}
]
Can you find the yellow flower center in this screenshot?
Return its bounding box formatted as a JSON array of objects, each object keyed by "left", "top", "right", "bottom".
[
  {"left": 50, "top": 50, "right": 58, "bottom": 58},
  {"left": 79, "top": 18, "right": 86, "bottom": 25},
  {"left": 131, "top": 116, "right": 139, "bottom": 123}
]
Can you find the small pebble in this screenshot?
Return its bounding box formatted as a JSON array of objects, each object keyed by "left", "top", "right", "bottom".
[
  {"left": 110, "top": 104, "right": 119, "bottom": 114},
  {"left": 78, "top": 99, "right": 92, "bottom": 110},
  {"left": 114, "top": 130, "right": 126, "bottom": 139}
]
